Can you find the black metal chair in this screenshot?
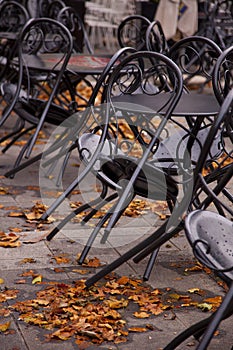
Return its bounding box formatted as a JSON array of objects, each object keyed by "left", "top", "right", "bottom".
[
  {"left": 0, "top": 17, "right": 73, "bottom": 177},
  {"left": 57, "top": 6, "right": 93, "bottom": 54},
  {"left": 47, "top": 0, "right": 66, "bottom": 20},
  {"left": 84, "top": 86, "right": 233, "bottom": 289},
  {"left": 195, "top": 0, "right": 233, "bottom": 50},
  {"left": 38, "top": 0, "right": 52, "bottom": 17},
  {"left": 212, "top": 44, "right": 233, "bottom": 105},
  {"left": 0, "top": 1, "right": 30, "bottom": 78},
  {"left": 164, "top": 89, "right": 233, "bottom": 348},
  {"left": 145, "top": 19, "right": 169, "bottom": 54},
  {"left": 117, "top": 14, "right": 151, "bottom": 51},
  {"left": 44, "top": 50, "right": 184, "bottom": 261},
  {"left": 168, "top": 35, "right": 222, "bottom": 93}
]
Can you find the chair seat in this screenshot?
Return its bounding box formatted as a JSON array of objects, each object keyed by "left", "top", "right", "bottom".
[
  {"left": 78, "top": 133, "right": 178, "bottom": 200},
  {"left": 185, "top": 210, "right": 233, "bottom": 280},
  {"left": 101, "top": 155, "right": 178, "bottom": 201},
  {"left": 14, "top": 98, "right": 72, "bottom": 126},
  {"left": 151, "top": 126, "right": 222, "bottom": 174}
]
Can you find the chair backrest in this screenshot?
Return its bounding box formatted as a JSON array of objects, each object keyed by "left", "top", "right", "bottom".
[
  {"left": 38, "top": 0, "right": 52, "bottom": 17},
  {"left": 0, "top": 1, "right": 30, "bottom": 33},
  {"left": 47, "top": 0, "right": 66, "bottom": 19},
  {"left": 189, "top": 88, "right": 233, "bottom": 217},
  {"left": 168, "top": 35, "right": 222, "bottom": 92},
  {"left": 117, "top": 15, "right": 151, "bottom": 51},
  {"left": 212, "top": 45, "right": 233, "bottom": 105},
  {"left": 146, "top": 20, "right": 169, "bottom": 54},
  {"left": 57, "top": 6, "right": 93, "bottom": 54}
]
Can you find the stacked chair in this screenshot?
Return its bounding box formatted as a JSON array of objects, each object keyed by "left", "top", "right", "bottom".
[
  {"left": 80, "top": 44, "right": 232, "bottom": 285},
  {"left": 0, "top": 1, "right": 30, "bottom": 79},
  {"left": 0, "top": 17, "right": 74, "bottom": 177},
  {"left": 164, "top": 88, "right": 233, "bottom": 349}
]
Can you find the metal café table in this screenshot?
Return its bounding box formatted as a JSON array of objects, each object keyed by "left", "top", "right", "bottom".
[
  {"left": 111, "top": 92, "right": 220, "bottom": 117},
  {"left": 20, "top": 52, "right": 114, "bottom": 75}
]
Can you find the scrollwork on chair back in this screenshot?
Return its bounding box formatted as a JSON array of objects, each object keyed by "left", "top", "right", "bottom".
[{"left": 22, "top": 21, "right": 72, "bottom": 55}]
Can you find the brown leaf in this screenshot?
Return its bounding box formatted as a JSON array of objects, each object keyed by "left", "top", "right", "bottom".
[
  {"left": 0, "top": 187, "right": 9, "bottom": 195},
  {"left": 105, "top": 298, "right": 128, "bottom": 309},
  {"left": 128, "top": 327, "right": 147, "bottom": 332},
  {"left": 0, "top": 232, "right": 21, "bottom": 248},
  {"left": 19, "top": 258, "right": 37, "bottom": 264},
  {"left": 8, "top": 227, "right": 22, "bottom": 233},
  {"left": 133, "top": 311, "right": 150, "bottom": 318},
  {"left": 117, "top": 276, "right": 129, "bottom": 285},
  {"left": 85, "top": 257, "right": 102, "bottom": 268},
  {"left": 53, "top": 255, "right": 70, "bottom": 264},
  {"left": 8, "top": 211, "right": 24, "bottom": 217}
]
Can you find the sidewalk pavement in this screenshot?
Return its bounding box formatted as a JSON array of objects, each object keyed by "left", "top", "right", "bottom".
[{"left": 0, "top": 116, "right": 232, "bottom": 350}]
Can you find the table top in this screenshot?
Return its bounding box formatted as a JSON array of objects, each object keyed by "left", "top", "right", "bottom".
[
  {"left": 21, "top": 53, "right": 113, "bottom": 75},
  {"left": 112, "top": 92, "right": 220, "bottom": 117}
]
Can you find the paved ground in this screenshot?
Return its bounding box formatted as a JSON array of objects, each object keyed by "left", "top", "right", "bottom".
[{"left": 0, "top": 113, "right": 232, "bottom": 350}]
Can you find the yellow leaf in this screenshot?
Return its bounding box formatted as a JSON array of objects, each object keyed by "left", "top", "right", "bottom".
[
  {"left": 0, "top": 278, "right": 4, "bottom": 284},
  {"left": 32, "top": 275, "right": 43, "bottom": 284},
  {"left": 0, "top": 321, "right": 11, "bottom": 332},
  {"left": 197, "top": 303, "right": 212, "bottom": 311}
]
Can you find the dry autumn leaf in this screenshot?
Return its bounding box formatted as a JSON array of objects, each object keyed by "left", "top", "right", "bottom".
[
  {"left": 20, "top": 258, "right": 37, "bottom": 264},
  {"left": 24, "top": 202, "right": 55, "bottom": 223},
  {"left": 128, "top": 327, "right": 148, "bottom": 332},
  {"left": 0, "top": 232, "right": 21, "bottom": 248},
  {"left": 0, "top": 187, "right": 9, "bottom": 195},
  {"left": 133, "top": 311, "right": 150, "bottom": 318},
  {"left": 0, "top": 321, "right": 11, "bottom": 332},
  {"left": 32, "top": 275, "right": 43, "bottom": 284},
  {"left": 53, "top": 255, "right": 70, "bottom": 264}
]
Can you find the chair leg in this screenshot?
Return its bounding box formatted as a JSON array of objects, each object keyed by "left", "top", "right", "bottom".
[
  {"left": 80, "top": 192, "right": 118, "bottom": 225},
  {"left": 142, "top": 249, "right": 160, "bottom": 281},
  {"left": 78, "top": 196, "right": 127, "bottom": 264},
  {"left": 4, "top": 126, "right": 73, "bottom": 178},
  {"left": 164, "top": 284, "right": 233, "bottom": 350},
  {"left": 5, "top": 136, "right": 34, "bottom": 179},
  {"left": 78, "top": 211, "right": 113, "bottom": 265},
  {"left": 85, "top": 220, "right": 182, "bottom": 288},
  {"left": 46, "top": 184, "right": 109, "bottom": 241},
  {"left": 196, "top": 282, "right": 233, "bottom": 350}
]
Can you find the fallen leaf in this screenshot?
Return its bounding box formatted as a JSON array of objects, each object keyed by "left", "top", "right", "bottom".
[
  {"left": 197, "top": 303, "right": 212, "bottom": 311},
  {"left": 53, "top": 255, "right": 70, "bottom": 264},
  {"left": 0, "top": 321, "right": 11, "bottom": 332},
  {"left": 0, "top": 187, "right": 9, "bottom": 195},
  {"left": 32, "top": 275, "right": 43, "bottom": 284},
  {"left": 72, "top": 269, "right": 89, "bottom": 275},
  {"left": 133, "top": 311, "right": 150, "bottom": 318},
  {"left": 8, "top": 211, "right": 24, "bottom": 217},
  {"left": 104, "top": 298, "right": 128, "bottom": 309},
  {"left": 128, "top": 327, "right": 148, "bottom": 332},
  {"left": 20, "top": 258, "right": 37, "bottom": 264}
]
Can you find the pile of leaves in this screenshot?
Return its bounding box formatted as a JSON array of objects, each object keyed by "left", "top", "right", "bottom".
[
  {"left": 1, "top": 267, "right": 222, "bottom": 348},
  {"left": 9, "top": 275, "right": 163, "bottom": 346}
]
